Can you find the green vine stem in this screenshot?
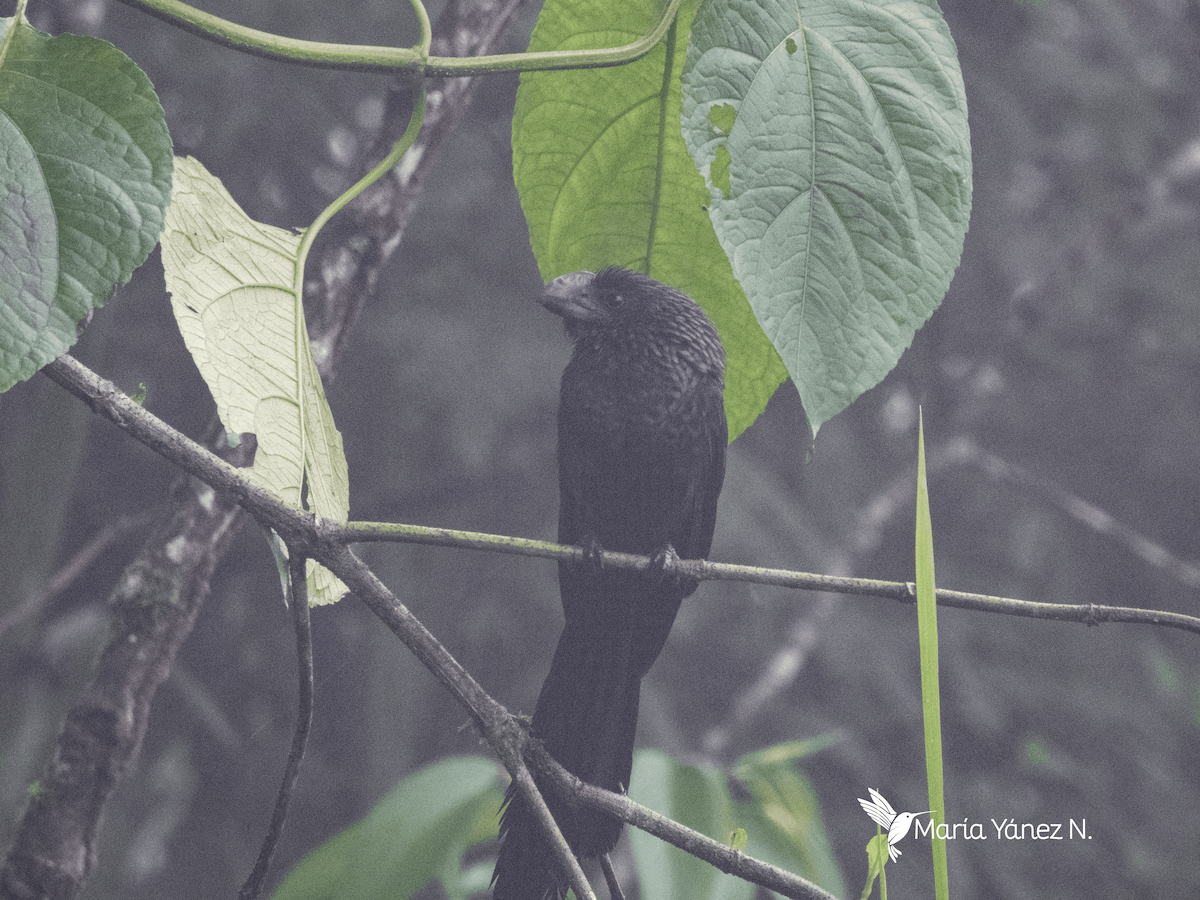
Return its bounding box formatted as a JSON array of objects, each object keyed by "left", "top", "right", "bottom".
[
  {"left": 0, "top": 0, "right": 31, "bottom": 66},
  {"left": 295, "top": 80, "right": 428, "bottom": 280},
  {"left": 291, "top": 0, "right": 432, "bottom": 282},
  {"left": 112, "top": 0, "right": 687, "bottom": 76}
]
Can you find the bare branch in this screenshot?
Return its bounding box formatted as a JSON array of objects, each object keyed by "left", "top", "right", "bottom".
[{"left": 333, "top": 519, "right": 1200, "bottom": 637}]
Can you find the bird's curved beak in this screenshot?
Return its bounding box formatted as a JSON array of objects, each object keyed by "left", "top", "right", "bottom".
[{"left": 540, "top": 271, "right": 601, "bottom": 322}]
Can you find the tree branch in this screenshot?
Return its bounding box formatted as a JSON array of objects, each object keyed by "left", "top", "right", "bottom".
[
  {"left": 36, "top": 349, "right": 1200, "bottom": 900},
  {"left": 40, "top": 350, "right": 843, "bottom": 900},
  {"left": 0, "top": 2, "right": 529, "bottom": 898},
  {"left": 0, "top": 450, "right": 245, "bottom": 900},
  {"left": 0, "top": 513, "right": 150, "bottom": 643},
  {"left": 332, "top": 520, "right": 1200, "bottom": 637}
]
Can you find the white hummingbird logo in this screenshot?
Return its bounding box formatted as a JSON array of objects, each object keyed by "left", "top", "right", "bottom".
[{"left": 857, "top": 788, "right": 933, "bottom": 862}]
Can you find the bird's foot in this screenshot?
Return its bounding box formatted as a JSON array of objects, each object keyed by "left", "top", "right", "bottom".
[
  {"left": 649, "top": 543, "right": 697, "bottom": 590},
  {"left": 649, "top": 543, "right": 681, "bottom": 577},
  {"left": 578, "top": 533, "right": 605, "bottom": 574},
  {"left": 648, "top": 543, "right": 702, "bottom": 594}
]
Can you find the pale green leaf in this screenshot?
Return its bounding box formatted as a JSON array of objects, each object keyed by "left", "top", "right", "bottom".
[
  {"left": 630, "top": 747, "right": 843, "bottom": 898},
  {"left": 161, "top": 156, "right": 348, "bottom": 605},
  {"left": 859, "top": 833, "right": 887, "bottom": 900},
  {"left": 734, "top": 740, "right": 845, "bottom": 897}
]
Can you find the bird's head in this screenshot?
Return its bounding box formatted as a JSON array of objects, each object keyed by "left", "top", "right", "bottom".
[{"left": 539, "top": 267, "right": 724, "bottom": 375}]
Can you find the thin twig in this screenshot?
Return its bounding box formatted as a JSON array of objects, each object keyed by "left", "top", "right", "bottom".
[
  {"left": 331, "top": 520, "right": 1200, "bottom": 637},
  {"left": 237, "top": 551, "right": 314, "bottom": 900},
  {"left": 508, "top": 765, "right": 596, "bottom": 900},
  {"left": 599, "top": 853, "right": 625, "bottom": 900},
  {"left": 0, "top": 513, "right": 150, "bottom": 642}
]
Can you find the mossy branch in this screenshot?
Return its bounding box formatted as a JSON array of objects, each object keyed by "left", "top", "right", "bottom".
[{"left": 47, "top": 353, "right": 1200, "bottom": 642}]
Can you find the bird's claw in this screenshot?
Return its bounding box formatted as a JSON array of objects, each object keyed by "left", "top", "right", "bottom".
[
  {"left": 649, "top": 543, "right": 681, "bottom": 577},
  {"left": 649, "top": 543, "right": 697, "bottom": 591}
]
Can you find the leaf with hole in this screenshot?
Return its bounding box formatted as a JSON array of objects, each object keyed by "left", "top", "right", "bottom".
[
  {"left": 681, "top": 0, "right": 972, "bottom": 437},
  {"left": 161, "top": 156, "right": 349, "bottom": 605}
]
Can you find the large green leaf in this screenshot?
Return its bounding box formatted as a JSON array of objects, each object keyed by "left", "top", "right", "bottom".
[
  {"left": 271, "top": 756, "right": 504, "bottom": 900},
  {"left": 161, "top": 156, "right": 348, "bottom": 605},
  {"left": 512, "top": 0, "right": 786, "bottom": 440},
  {"left": 734, "top": 739, "right": 845, "bottom": 897},
  {"left": 0, "top": 19, "right": 172, "bottom": 392},
  {"left": 681, "top": 0, "right": 971, "bottom": 437},
  {"left": 629, "top": 746, "right": 843, "bottom": 899},
  {"left": 630, "top": 749, "right": 752, "bottom": 900}
]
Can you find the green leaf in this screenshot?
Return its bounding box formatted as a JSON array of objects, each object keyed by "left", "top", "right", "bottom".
[
  {"left": 629, "top": 747, "right": 843, "bottom": 898},
  {"left": 859, "top": 833, "right": 888, "bottom": 900},
  {"left": 729, "top": 826, "right": 748, "bottom": 851},
  {"left": 512, "top": 0, "right": 786, "bottom": 440},
  {"left": 707, "top": 102, "right": 737, "bottom": 135},
  {"left": 271, "top": 756, "right": 504, "bottom": 900},
  {"left": 733, "top": 734, "right": 839, "bottom": 772},
  {"left": 161, "top": 156, "right": 348, "bottom": 605},
  {"left": 734, "top": 739, "right": 845, "bottom": 897},
  {"left": 630, "top": 749, "right": 752, "bottom": 900},
  {"left": 0, "top": 19, "right": 173, "bottom": 392},
  {"left": 681, "top": 0, "right": 971, "bottom": 438}
]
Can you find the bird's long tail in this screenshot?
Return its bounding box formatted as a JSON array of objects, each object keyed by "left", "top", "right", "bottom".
[{"left": 492, "top": 617, "right": 642, "bottom": 900}]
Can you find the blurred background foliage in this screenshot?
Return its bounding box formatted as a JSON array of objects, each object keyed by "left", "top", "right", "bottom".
[{"left": 1, "top": 0, "right": 1199, "bottom": 897}]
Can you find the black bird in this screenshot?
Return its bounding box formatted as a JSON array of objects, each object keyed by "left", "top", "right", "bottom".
[{"left": 493, "top": 267, "right": 728, "bottom": 899}]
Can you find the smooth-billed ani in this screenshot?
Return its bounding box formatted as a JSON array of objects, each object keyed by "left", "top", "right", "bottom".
[{"left": 492, "top": 268, "right": 727, "bottom": 900}]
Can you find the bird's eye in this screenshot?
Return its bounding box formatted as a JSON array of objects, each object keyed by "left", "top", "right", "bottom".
[{"left": 611, "top": 293, "right": 625, "bottom": 307}]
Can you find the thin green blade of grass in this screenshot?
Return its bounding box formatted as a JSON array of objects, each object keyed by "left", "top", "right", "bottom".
[{"left": 916, "top": 411, "right": 949, "bottom": 899}]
